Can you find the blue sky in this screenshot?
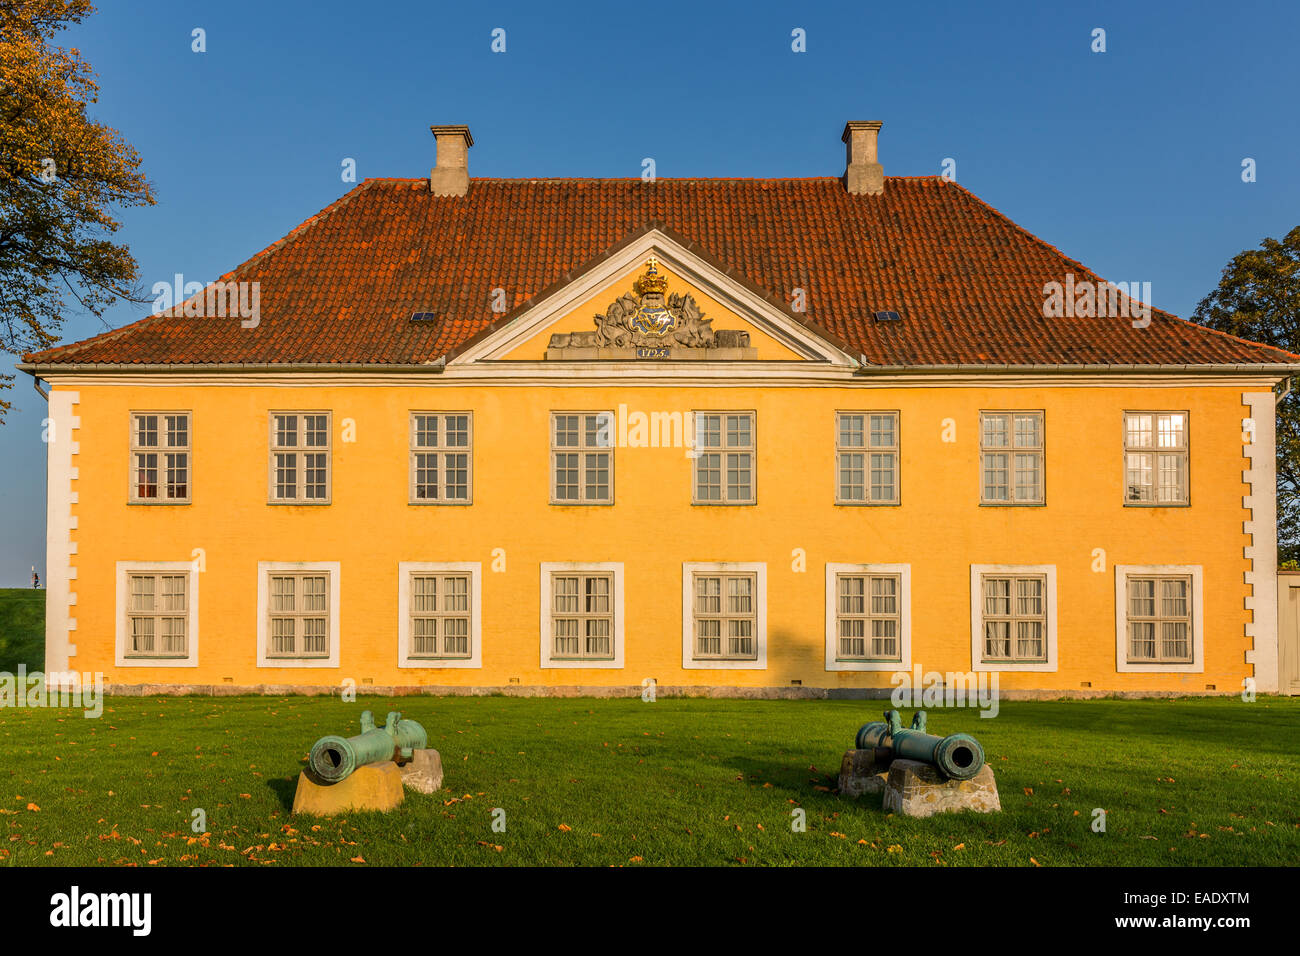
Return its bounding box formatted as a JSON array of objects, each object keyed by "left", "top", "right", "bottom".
[{"left": 1, "top": 0, "right": 1298, "bottom": 585}]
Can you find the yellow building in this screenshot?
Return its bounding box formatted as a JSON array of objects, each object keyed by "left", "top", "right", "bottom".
[{"left": 20, "top": 122, "right": 1299, "bottom": 697}]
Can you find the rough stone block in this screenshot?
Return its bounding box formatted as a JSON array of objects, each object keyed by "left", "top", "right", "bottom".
[
  {"left": 881, "top": 758, "right": 1000, "bottom": 818},
  {"left": 838, "top": 749, "right": 889, "bottom": 797},
  {"left": 292, "top": 761, "right": 404, "bottom": 816},
  {"left": 399, "top": 748, "right": 444, "bottom": 794}
]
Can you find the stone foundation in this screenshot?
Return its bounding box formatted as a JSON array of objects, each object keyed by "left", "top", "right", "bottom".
[
  {"left": 292, "top": 761, "right": 404, "bottom": 816},
  {"left": 838, "top": 749, "right": 889, "bottom": 797},
  {"left": 399, "top": 748, "right": 444, "bottom": 794},
  {"left": 881, "top": 758, "right": 1001, "bottom": 818}
]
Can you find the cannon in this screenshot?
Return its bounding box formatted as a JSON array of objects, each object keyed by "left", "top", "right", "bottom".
[
  {"left": 308, "top": 710, "right": 428, "bottom": 784},
  {"left": 854, "top": 709, "right": 984, "bottom": 781}
]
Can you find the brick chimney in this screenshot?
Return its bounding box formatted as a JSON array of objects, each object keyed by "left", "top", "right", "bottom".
[
  {"left": 429, "top": 125, "right": 474, "bottom": 197},
  {"left": 842, "top": 121, "right": 884, "bottom": 196}
]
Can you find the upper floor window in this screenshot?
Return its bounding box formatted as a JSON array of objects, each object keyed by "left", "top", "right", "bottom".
[
  {"left": 130, "top": 412, "right": 190, "bottom": 503},
  {"left": 1124, "top": 412, "right": 1188, "bottom": 505},
  {"left": 551, "top": 412, "right": 613, "bottom": 504},
  {"left": 836, "top": 411, "right": 898, "bottom": 504},
  {"left": 981, "top": 411, "right": 1043, "bottom": 505},
  {"left": 411, "top": 412, "right": 472, "bottom": 503},
  {"left": 694, "top": 411, "right": 755, "bottom": 504},
  {"left": 270, "top": 412, "right": 331, "bottom": 503}
]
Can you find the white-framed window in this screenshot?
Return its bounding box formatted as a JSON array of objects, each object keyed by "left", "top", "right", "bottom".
[
  {"left": 114, "top": 561, "right": 199, "bottom": 667},
  {"left": 693, "top": 411, "right": 755, "bottom": 504},
  {"left": 256, "top": 562, "right": 340, "bottom": 667},
  {"left": 269, "top": 411, "right": 331, "bottom": 503},
  {"left": 551, "top": 412, "right": 614, "bottom": 504},
  {"left": 836, "top": 412, "right": 899, "bottom": 504},
  {"left": 682, "top": 562, "right": 767, "bottom": 669},
  {"left": 980, "top": 411, "right": 1044, "bottom": 504},
  {"left": 824, "top": 563, "right": 911, "bottom": 671},
  {"left": 129, "top": 411, "right": 191, "bottom": 503},
  {"left": 969, "top": 564, "right": 1057, "bottom": 672},
  {"left": 410, "top": 412, "right": 472, "bottom": 504},
  {"left": 539, "top": 563, "right": 624, "bottom": 668},
  {"left": 1123, "top": 411, "right": 1188, "bottom": 505},
  {"left": 398, "top": 562, "right": 481, "bottom": 668},
  {"left": 1114, "top": 565, "right": 1204, "bottom": 673}
]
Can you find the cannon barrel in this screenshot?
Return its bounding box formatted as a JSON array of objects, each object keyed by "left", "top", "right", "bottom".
[
  {"left": 308, "top": 710, "right": 428, "bottom": 784},
  {"left": 854, "top": 709, "right": 985, "bottom": 781}
]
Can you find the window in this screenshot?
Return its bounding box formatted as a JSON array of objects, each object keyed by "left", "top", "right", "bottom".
[
  {"left": 1115, "top": 566, "right": 1203, "bottom": 672},
  {"left": 980, "top": 411, "right": 1043, "bottom": 504},
  {"left": 1124, "top": 412, "right": 1188, "bottom": 505},
  {"left": 969, "top": 565, "right": 1057, "bottom": 672},
  {"left": 539, "top": 563, "right": 624, "bottom": 668},
  {"left": 551, "top": 412, "right": 613, "bottom": 504},
  {"left": 130, "top": 412, "right": 190, "bottom": 502},
  {"left": 837, "top": 411, "right": 898, "bottom": 504},
  {"left": 835, "top": 572, "right": 901, "bottom": 661},
  {"left": 269, "top": 412, "right": 331, "bottom": 503},
  {"left": 399, "top": 562, "right": 481, "bottom": 667},
  {"left": 256, "top": 562, "right": 340, "bottom": 667},
  {"left": 115, "top": 562, "right": 199, "bottom": 667},
  {"left": 693, "top": 412, "right": 755, "bottom": 504},
  {"left": 980, "top": 573, "right": 1047, "bottom": 662},
  {"left": 410, "top": 413, "right": 472, "bottom": 503},
  {"left": 682, "top": 562, "right": 767, "bottom": 668}
]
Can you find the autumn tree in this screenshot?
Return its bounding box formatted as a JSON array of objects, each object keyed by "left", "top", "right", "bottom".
[
  {"left": 1191, "top": 226, "right": 1300, "bottom": 561},
  {"left": 0, "top": 0, "right": 154, "bottom": 421}
]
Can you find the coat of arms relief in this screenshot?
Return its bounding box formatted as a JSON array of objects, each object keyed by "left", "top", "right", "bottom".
[{"left": 546, "top": 257, "right": 755, "bottom": 359}]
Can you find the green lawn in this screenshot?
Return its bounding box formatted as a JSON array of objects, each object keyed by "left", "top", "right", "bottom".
[
  {"left": 0, "top": 588, "right": 43, "bottom": 673},
  {"left": 1, "top": 695, "right": 1297, "bottom": 866}
]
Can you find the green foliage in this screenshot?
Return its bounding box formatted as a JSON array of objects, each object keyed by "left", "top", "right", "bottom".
[
  {"left": 2, "top": 695, "right": 1297, "bottom": 866},
  {"left": 0, "top": 587, "right": 43, "bottom": 671},
  {"left": 0, "top": 0, "right": 155, "bottom": 421},
  {"left": 1192, "top": 226, "right": 1300, "bottom": 562}
]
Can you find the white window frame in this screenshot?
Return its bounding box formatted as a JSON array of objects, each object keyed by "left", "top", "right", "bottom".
[
  {"left": 692, "top": 411, "right": 756, "bottom": 505},
  {"left": 114, "top": 561, "right": 199, "bottom": 667},
  {"left": 969, "top": 564, "right": 1057, "bottom": 672},
  {"left": 1114, "top": 565, "right": 1204, "bottom": 673},
  {"left": 409, "top": 412, "right": 473, "bottom": 505},
  {"left": 1122, "top": 411, "right": 1190, "bottom": 506},
  {"left": 129, "top": 411, "right": 192, "bottom": 504},
  {"left": 268, "top": 411, "right": 332, "bottom": 504},
  {"left": 398, "top": 562, "right": 482, "bottom": 668},
  {"left": 824, "top": 563, "right": 911, "bottom": 671},
  {"left": 681, "top": 562, "right": 767, "bottom": 669},
  {"left": 979, "top": 410, "right": 1045, "bottom": 505},
  {"left": 539, "top": 562, "right": 625, "bottom": 668},
  {"left": 550, "top": 412, "right": 615, "bottom": 505},
  {"left": 835, "top": 411, "right": 900, "bottom": 505},
  {"left": 256, "top": 561, "right": 341, "bottom": 668}
]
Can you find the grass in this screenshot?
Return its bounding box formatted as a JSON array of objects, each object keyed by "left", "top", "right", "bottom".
[
  {"left": 1, "top": 694, "right": 1297, "bottom": 866},
  {"left": 0, "top": 588, "right": 43, "bottom": 673}
]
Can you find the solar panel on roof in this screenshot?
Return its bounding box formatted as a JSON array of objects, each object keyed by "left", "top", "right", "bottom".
[
  {"left": 410, "top": 312, "right": 440, "bottom": 322},
  {"left": 873, "top": 310, "right": 902, "bottom": 322}
]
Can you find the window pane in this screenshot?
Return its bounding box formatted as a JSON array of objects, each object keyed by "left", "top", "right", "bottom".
[
  {"left": 868, "top": 414, "right": 895, "bottom": 448},
  {"left": 838, "top": 414, "right": 865, "bottom": 448},
  {"left": 982, "top": 414, "right": 1009, "bottom": 448}
]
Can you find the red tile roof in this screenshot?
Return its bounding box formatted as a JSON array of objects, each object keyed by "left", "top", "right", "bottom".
[{"left": 22, "top": 177, "right": 1299, "bottom": 368}]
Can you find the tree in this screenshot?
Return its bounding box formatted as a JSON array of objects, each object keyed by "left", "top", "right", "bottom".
[
  {"left": 1191, "top": 226, "right": 1300, "bottom": 561},
  {"left": 0, "top": 0, "right": 154, "bottom": 421}
]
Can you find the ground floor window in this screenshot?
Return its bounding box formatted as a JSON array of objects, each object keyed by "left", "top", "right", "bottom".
[
  {"left": 256, "top": 562, "right": 340, "bottom": 667},
  {"left": 824, "top": 563, "right": 911, "bottom": 670},
  {"left": 398, "top": 562, "right": 481, "bottom": 667},
  {"left": 1114, "top": 565, "right": 1203, "bottom": 673},
  {"left": 969, "top": 564, "right": 1057, "bottom": 672},
  {"left": 682, "top": 562, "right": 766, "bottom": 669},
  {"left": 539, "top": 563, "right": 624, "bottom": 668},
  {"left": 115, "top": 561, "right": 199, "bottom": 667}
]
